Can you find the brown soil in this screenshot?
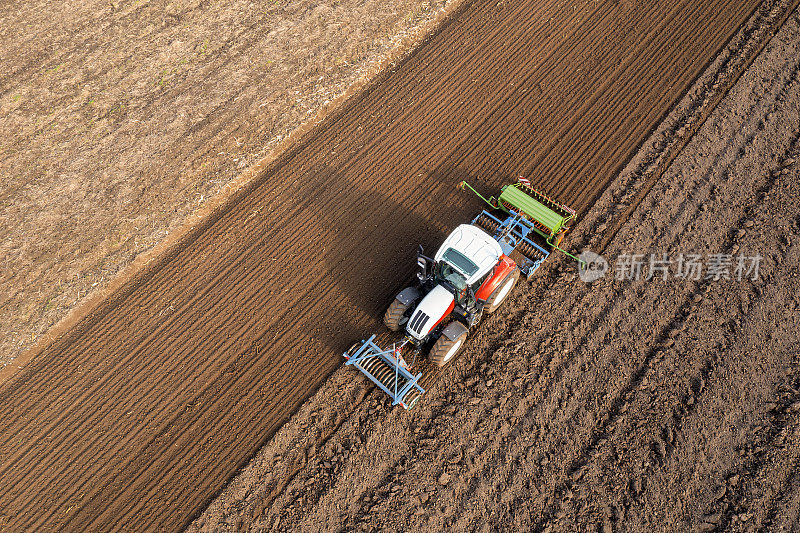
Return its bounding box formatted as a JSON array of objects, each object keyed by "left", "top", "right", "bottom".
[
  {"left": 0, "top": 0, "right": 454, "bottom": 366},
  {"left": 193, "top": 6, "right": 800, "bottom": 532},
  {"left": 0, "top": 0, "right": 789, "bottom": 530}
]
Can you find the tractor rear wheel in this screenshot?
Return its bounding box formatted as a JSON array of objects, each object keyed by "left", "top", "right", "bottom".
[
  {"left": 429, "top": 326, "right": 469, "bottom": 367},
  {"left": 485, "top": 269, "right": 520, "bottom": 314},
  {"left": 383, "top": 297, "right": 410, "bottom": 331}
]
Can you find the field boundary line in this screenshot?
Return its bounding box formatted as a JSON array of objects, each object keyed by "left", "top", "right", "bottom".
[{"left": 0, "top": 0, "right": 474, "bottom": 387}]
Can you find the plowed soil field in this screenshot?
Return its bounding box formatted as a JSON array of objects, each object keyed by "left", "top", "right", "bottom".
[
  {"left": 195, "top": 5, "right": 800, "bottom": 531},
  {"left": 0, "top": 0, "right": 784, "bottom": 530}
]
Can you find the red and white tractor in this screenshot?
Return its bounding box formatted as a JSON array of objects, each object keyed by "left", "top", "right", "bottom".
[
  {"left": 343, "top": 179, "right": 578, "bottom": 408},
  {"left": 384, "top": 223, "right": 520, "bottom": 367}
]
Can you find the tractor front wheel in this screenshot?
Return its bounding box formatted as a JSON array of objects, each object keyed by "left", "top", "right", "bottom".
[
  {"left": 485, "top": 269, "right": 520, "bottom": 314},
  {"left": 429, "top": 326, "right": 469, "bottom": 367},
  {"left": 384, "top": 297, "right": 410, "bottom": 331}
]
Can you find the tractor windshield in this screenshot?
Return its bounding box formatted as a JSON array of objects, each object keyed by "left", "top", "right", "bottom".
[
  {"left": 436, "top": 258, "right": 468, "bottom": 294},
  {"left": 441, "top": 248, "right": 479, "bottom": 277}
]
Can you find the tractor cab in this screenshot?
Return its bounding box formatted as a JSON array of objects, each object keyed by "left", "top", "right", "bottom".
[
  {"left": 433, "top": 224, "right": 503, "bottom": 287},
  {"left": 414, "top": 224, "right": 503, "bottom": 303},
  {"left": 412, "top": 224, "right": 504, "bottom": 309},
  {"left": 402, "top": 224, "right": 512, "bottom": 343}
]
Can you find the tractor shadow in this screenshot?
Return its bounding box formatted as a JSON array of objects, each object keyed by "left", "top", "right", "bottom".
[{"left": 301, "top": 164, "right": 487, "bottom": 354}]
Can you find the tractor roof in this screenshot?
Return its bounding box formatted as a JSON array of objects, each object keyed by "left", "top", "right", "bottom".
[{"left": 435, "top": 224, "right": 502, "bottom": 284}]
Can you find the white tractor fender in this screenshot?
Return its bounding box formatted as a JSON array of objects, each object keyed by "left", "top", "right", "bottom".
[{"left": 405, "top": 285, "right": 454, "bottom": 340}]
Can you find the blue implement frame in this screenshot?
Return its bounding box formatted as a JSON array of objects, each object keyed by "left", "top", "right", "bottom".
[
  {"left": 343, "top": 335, "right": 425, "bottom": 409},
  {"left": 472, "top": 210, "right": 551, "bottom": 277}
]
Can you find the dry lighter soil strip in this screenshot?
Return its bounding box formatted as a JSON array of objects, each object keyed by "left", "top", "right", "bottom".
[
  {"left": 0, "top": 0, "right": 765, "bottom": 531},
  {"left": 574, "top": 145, "right": 800, "bottom": 532}
]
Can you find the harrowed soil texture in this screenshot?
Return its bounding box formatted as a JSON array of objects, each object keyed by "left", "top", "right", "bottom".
[{"left": 2, "top": 0, "right": 798, "bottom": 531}]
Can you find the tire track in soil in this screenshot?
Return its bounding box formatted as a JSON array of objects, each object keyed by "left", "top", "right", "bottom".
[
  {"left": 527, "top": 0, "right": 800, "bottom": 509},
  {"left": 761, "top": 451, "right": 800, "bottom": 531},
  {"left": 579, "top": 144, "right": 800, "bottom": 532},
  {"left": 711, "top": 361, "right": 800, "bottom": 532},
  {"left": 0, "top": 0, "right": 764, "bottom": 530},
  {"left": 531, "top": 72, "right": 800, "bottom": 533},
  {"left": 688, "top": 158, "right": 800, "bottom": 532},
  {"left": 600, "top": 33, "right": 800, "bottom": 522}
]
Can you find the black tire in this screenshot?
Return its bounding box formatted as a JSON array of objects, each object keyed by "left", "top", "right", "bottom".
[
  {"left": 383, "top": 297, "right": 410, "bottom": 331},
  {"left": 429, "top": 326, "right": 469, "bottom": 367},
  {"left": 484, "top": 268, "right": 520, "bottom": 314}
]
